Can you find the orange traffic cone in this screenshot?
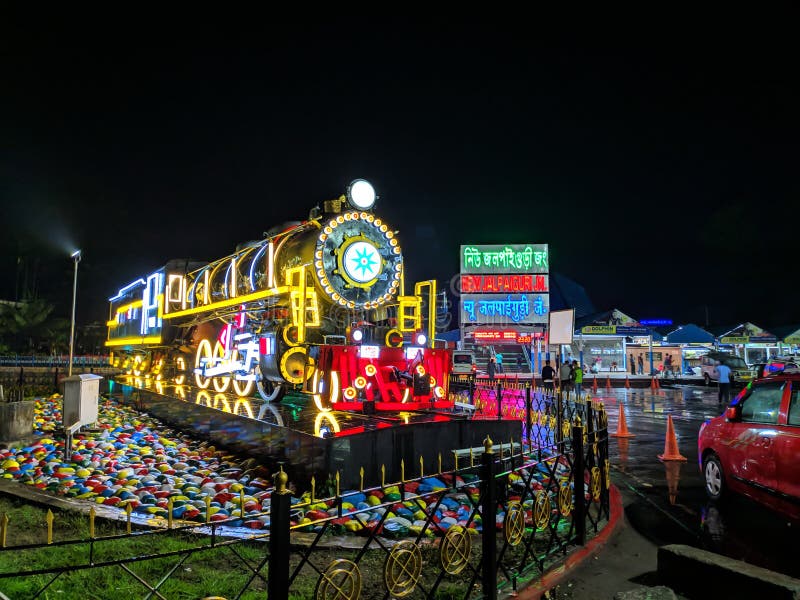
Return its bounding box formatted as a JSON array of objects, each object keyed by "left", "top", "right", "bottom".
[
  {"left": 605, "top": 375, "right": 612, "bottom": 390},
  {"left": 611, "top": 404, "right": 635, "bottom": 438},
  {"left": 655, "top": 376, "right": 661, "bottom": 389},
  {"left": 592, "top": 377, "right": 598, "bottom": 393},
  {"left": 650, "top": 376, "right": 657, "bottom": 390},
  {"left": 658, "top": 415, "right": 687, "bottom": 461},
  {"left": 624, "top": 376, "right": 630, "bottom": 389}
]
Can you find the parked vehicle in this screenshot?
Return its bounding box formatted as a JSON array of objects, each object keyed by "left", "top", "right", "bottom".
[
  {"left": 451, "top": 351, "right": 476, "bottom": 374},
  {"left": 698, "top": 371, "right": 800, "bottom": 521},
  {"left": 700, "top": 351, "right": 752, "bottom": 387},
  {"left": 751, "top": 359, "right": 799, "bottom": 379}
]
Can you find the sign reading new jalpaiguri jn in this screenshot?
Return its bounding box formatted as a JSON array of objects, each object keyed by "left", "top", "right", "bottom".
[
  {"left": 459, "top": 244, "right": 550, "bottom": 330},
  {"left": 460, "top": 244, "right": 549, "bottom": 274}
]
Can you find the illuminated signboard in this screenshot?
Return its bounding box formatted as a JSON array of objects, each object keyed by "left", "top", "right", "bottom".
[
  {"left": 460, "top": 274, "right": 548, "bottom": 294},
  {"left": 460, "top": 244, "right": 549, "bottom": 274},
  {"left": 720, "top": 336, "right": 749, "bottom": 344},
  {"left": 474, "top": 330, "right": 518, "bottom": 343},
  {"left": 472, "top": 330, "right": 535, "bottom": 345},
  {"left": 640, "top": 319, "right": 672, "bottom": 326},
  {"left": 580, "top": 325, "right": 649, "bottom": 335},
  {"left": 461, "top": 293, "right": 548, "bottom": 325}
]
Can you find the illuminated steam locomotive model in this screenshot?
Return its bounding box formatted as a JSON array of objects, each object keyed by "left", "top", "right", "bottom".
[{"left": 106, "top": 179, "right": 451, "bottom": 410}]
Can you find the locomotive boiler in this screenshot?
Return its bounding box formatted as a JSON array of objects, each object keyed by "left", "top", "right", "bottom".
[{"left": 106, "top": 179, "right": 451, "bottom": 410}]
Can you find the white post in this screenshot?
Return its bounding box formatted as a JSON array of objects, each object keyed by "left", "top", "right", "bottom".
[{"left": 68, "top": 250, "right": 81, "bottom": 377}]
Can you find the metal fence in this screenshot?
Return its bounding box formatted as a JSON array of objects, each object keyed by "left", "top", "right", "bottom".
[
  {"left": 0, "top": 355, "right": 110, "bottom": 368},
  {"left": 0, "top": 380, "right": 609, "bottom": 599}
]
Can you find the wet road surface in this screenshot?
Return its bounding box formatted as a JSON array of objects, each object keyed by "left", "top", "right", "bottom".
[{"left": 597, "top": 384, "right": 799, "bottom": 578}]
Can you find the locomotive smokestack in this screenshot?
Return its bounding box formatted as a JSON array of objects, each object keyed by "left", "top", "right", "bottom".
[{"left": 323, "top": 195, "right": 345, "bottom": 214}]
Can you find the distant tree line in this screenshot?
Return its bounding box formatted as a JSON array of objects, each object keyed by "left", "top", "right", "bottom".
[{"left": 0, "top": 296, "right": 106, "bottom": 356}]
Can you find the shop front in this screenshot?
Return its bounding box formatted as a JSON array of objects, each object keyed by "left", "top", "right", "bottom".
[
  {"left": 775, "top": 325, "right": 800, "bottom": 356},
  {"left": 662, "top": 323, "right": 717, "bottom": 376},
  {"left": 570, "top": 309, "right": 655, "bottom": 374},
  {"left": 625, "top": 340, "right": 682, "bottom": 376},
  {"left": 717, "top": 323, "right": 779, "bottom": 365}
]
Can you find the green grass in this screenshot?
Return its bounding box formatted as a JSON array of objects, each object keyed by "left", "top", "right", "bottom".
[{"left": 0, "top": 495, "right": 269, "bottom": 599}]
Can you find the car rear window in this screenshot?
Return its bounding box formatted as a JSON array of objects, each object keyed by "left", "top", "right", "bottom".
[
  {"left": 789, "top": 382, "right": 800, "bottom": 426},
  {"left": 740, "top": 381, "right": 785, "bottom": 424},
  {"left": 453, "top": 355, "right": 473, "bottom": 364},
  {"left": 722, "top": 356, "right": 748, "bottom": 369}
]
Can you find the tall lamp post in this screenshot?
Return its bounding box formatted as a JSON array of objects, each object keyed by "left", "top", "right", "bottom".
[{"left": 68, "top": 249, "right": 81, "bottom": 377}]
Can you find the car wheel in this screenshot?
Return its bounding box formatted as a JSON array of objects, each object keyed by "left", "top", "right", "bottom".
[
  {"left": 703, "top": 453, "right": 725, "bottom": 501},
  {"left": 703, "top": 373, "right": 711, "bottom": 386}
]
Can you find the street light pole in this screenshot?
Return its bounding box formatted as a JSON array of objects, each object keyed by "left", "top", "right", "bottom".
[{"left": 68, "top": 250, "right": 81, "bottom": 377}]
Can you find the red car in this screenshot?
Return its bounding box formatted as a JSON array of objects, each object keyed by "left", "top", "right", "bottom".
[{"left": 698, "top": 370, "right": 800, "bottom": 521}]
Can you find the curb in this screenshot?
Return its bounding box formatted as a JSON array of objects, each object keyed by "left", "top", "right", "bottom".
[{"left": 515, "top": 484, "right": 624, "bottom": 599}]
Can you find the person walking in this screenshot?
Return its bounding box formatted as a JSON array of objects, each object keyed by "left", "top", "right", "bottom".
[
  {"left": 541, "top": 360, "right": 555, "bottom": 394},
  {"left": 487, "top": 356, "right": 497, "bottom": 384},
  {"left": 714, "top": 360, "right": 732, "bottom": 404},
  {"left": 572, "top": 360, "right": 584, "bottom": 397},
  {"left": 516, "top": 355, "right": 523, "bottom": 372},
  {"left": 495, "top": 353, "right": 504, "bottom": 373},
  {"left": 637, "top": 354, "right": 644, "bottom": 375},
  {"left": 559, "top": 360, "right": 572, "bottom": 393},
  {"left": 630, "top": 353, "right": 636, "bottom": 375}
]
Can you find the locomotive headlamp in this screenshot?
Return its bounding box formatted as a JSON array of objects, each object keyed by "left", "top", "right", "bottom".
[
  {"left": 415, "top": 333, "right": 427, "bottom": 346},
  {"left": 346, "top": 179, "right": 376, "bottom": 210}
]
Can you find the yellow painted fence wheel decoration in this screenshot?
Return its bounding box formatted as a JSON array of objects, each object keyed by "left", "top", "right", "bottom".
[
  {"left": 503, "top": 502, "right": 526, "bottom": 546},
  {"left": 315, "top": 559, "right": 361, "bottom": 600},
  {"left": 558, "top": 479, "right": 573, "bottom": 516},
  {"left": 440, "top": 526, "right": 472, "bottom": 574},
  {"left": 591, "top": 466, "right": 601, "bottom": 502},
  {"left": 384, "top": 540, "right": 422, "bottom": 597},
  {"left": 533, "top": 490, "right": 550, "bottom": 530},
  {"left": 605, "top": 459, "right": 611, "bottom": 490}
]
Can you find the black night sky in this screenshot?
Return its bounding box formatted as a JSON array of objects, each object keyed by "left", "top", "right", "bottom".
[{"left": 1, "top": 20, "right": 798, "bottom": 330}]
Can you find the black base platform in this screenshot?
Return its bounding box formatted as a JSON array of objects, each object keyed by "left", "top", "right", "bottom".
[{"left": 112, "top": 380, "right": 521, "bottom": 489}]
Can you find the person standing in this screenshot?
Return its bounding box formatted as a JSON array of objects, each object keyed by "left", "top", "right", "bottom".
[
  {"left": 665, "top": 354, "right": 674, "bottom": 377},
  {"left": 559, "top": 360, "right": 572, "bottom": 393},
  {"left": 541, "top": 360, "right": 556, "bottom": 394},
  {"left": 637, "top": 354, "right": 644, "bottom": 375},
  {"left": 714, "top": 360, "right": 732, "bottom": 404},
  {"left": 572, "top": 360, "right": 584, "bottom": 397},
  {"left": 487, "top": 356, "right": 496, "bottom": 383},
  {"left": 495, "top": 353, "right": 504, "bottom": 373},
  {"left": 630, "top": 353, "right": 636, "bottom": 375}
]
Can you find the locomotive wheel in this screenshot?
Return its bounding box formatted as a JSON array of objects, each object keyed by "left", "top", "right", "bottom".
[
  {"left": 174, "top": 356, "right": 187, "bottom": 385},
  {"left": 231, "top": 348, "right": 254, "bottom": 397},
  {"left": 212, "top": 342, "right": 231, "bottom": 393},
  {"left": 257, "top": 376, "right": 285, "bottom": 402},
  {"left": 194, "top": 339, "right": 213, "bottom": 389}
]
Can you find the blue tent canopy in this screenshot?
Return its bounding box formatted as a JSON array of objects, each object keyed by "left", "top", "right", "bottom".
[
  {"left": 663, "top": 323, "right": 715, "bottom": 344},
  {"left": 437, "top": 329, "right": 461, "bottom": 342}
]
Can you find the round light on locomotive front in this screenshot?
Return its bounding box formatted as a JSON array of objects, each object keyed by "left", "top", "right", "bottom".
[
  {"left": 347, "top": 179, "right": 376, "bottom": 210},
  {"left": 343, "top": 240, "right": 381, "bottom": 284},
  {"left": 416, "top": 333, "right": 427, "bottom": 346}
]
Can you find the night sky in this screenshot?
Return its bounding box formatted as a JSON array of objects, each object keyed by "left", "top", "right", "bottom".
[{"left": 2, "top": 20, "right": 798, "bottom": 329}]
